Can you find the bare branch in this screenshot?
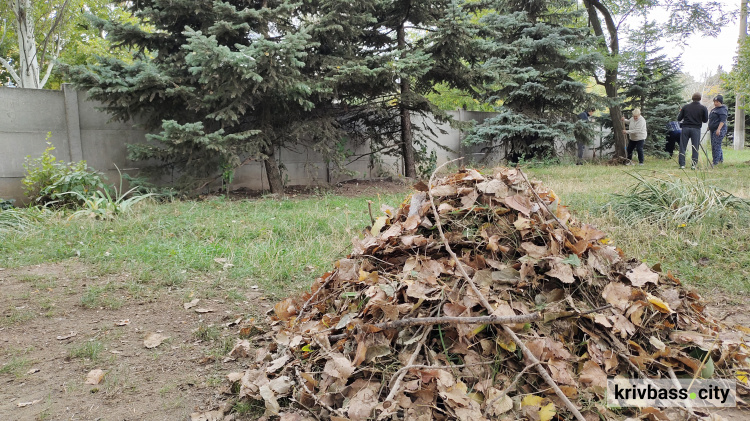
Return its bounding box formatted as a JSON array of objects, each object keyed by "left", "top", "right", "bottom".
[{"left": 0, "top": 56, "right": 21, "bottom": 85}]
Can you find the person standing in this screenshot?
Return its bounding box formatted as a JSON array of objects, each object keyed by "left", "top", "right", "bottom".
[
  {"left": 708, "top": 94, "right": 728, "bottom": 165},
  {"left": 665, "top": 121, "right": 681, "bottom": 158},
  {"left": 676, "top": 93, "right": 709, "bottom": 169},
  {"left": 576, "top": 108, "right": 595, "bottom": 165},
  {"left": 621, "top": 108, "right": 647, "bottom": 165}
]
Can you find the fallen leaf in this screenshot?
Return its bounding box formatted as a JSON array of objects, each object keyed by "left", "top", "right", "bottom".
[
  {"left": 26, "top": 368, "right": 40, "bottom": 374},
  {"left": 625, "top": 263, "right": 659, "bottom": 287},
  {"left": 56, "top": 331, "right": 77, "bottom": 340},
  {"left": 647, "top": 293, "right": 674, "bottom": 314},
  {"left": 143, "top": 333, "right": 170, "bottom": 349},
  {"left": 521, "top": 395, "right": 556, "bottom": 421},
  {"left": 485, "top": 388, "right": 513, "bottom": 416},
  {"left": 505, "top": 194, "right": 533, "bottom": 216},
  {"left": 347, "top": 381, "right": 380, "bottom": 421},
  {"left": 195, "top": 308, "right": 215, "bottom": 313},
  {"left": 266, "top": 354, "right": 291, "bottom": 373},
  {"left": 579, "top": 360, "right": 607, "bottom": 391},
  {"left": 16, "top": 399, "right": 42, "bottom": 408},
  {"left": 115, "top": 319, "right": 130, "bottom": 326},
  {"left": 545, "top": 259, "right": 575, "bottom": 284},
  {"left": 601, "top": 282, "right": 632, "bottom": 311},
  {"left": 323, "top": 353, "right": 355, "bottom": 380},
  {"left": 85, "top": 369, "right": 105, "bottom": 385},
  {"left": 184, "top": 299, "right": 200, "bottom": 309}
]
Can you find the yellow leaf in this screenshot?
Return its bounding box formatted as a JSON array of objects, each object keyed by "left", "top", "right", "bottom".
[
  {"left": 521, "top": 395, "right": 544, "bottom": 407},
  {"left": 737, "top": 371, "right": 749, "bottom": 384},
  {"left": 470, "top": 324, "right": 487, "bottom": 336},
  {"left": 539, "top": 403, "right": 556, "bottom": 421},
  {"left": 496, "top": 337, "right": 517, "bottom": 352},
  {"left": 647, "top": 293, "right": 674, "bottom": 314},
  {"left": 371, "top": 216, "right": 387, "bottom": 235}
]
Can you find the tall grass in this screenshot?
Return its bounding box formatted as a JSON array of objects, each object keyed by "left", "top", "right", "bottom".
[
  {"left": 0, "top": 208, "right": 38, "bottom": 234},
  {"left": 606, "top": 170, "right": 750, "bottom": 225}
]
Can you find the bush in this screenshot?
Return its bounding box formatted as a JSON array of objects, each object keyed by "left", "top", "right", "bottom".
[
  {"left": 606, "top": 170, "right": 750, "bottom": 225},
  {"left": 22, "top": 143, "right": 107, "bottom": 207}
]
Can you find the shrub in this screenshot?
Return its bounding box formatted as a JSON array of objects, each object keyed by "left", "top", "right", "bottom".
[{"left": 22, "top": 142, "right": 107, "bottom": 207}]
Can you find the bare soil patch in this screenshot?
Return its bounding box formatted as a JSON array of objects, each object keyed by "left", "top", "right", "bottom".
[{"left": 0, "top": 261, "right": 268, "bottom": 421}]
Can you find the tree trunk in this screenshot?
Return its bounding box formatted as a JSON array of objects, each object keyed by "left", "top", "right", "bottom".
[
  {"left": 735, "top": 0, "right": 747, "bottom": 150},
  {"left": 397, "top": 23, "right": 417, "bottom": 178},
  {"left": 584, "top": 0, "right": 627, "bottom": 158},
  {"left": 264, "top": 148, "right": 284, "bottom": 194},
  {"left": 13, "top": 0, "right": 41, "bottom": 88}
]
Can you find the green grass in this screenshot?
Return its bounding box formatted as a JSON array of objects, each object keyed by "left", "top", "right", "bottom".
[
  {"left": 0, "top": 192, "right": 404, "bottom": 297},
  {"left": 0, "top": 356, "right": 32, "bottom": 376},
  {"left": 1, "top": 149, "right": 749, "bottom": 299},
  {"left": 527, "top": 147, "right": 750, "bottom": 294},
  {"left": 69, "top": 340, "right": 104, "bottom": 361}
]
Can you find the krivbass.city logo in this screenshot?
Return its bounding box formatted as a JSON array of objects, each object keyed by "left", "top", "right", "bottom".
[{"left": 607, "top": 378, "right": 736, "bottom": 408}]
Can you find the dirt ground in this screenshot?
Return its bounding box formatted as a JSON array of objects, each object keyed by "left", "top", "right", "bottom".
[
  {"left": 2, "top": 261, "right": 748, "bottom": 421},
  {"left": 0, "top": 261, "right": 269, "bottom": 421}
]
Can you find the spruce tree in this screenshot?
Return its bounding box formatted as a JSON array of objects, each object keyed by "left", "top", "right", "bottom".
[
  {"left": 620, "top": 19, "right": 684, "bottom": 158},
  {"left": 66, "top": 0, "right": 390, "bottom": 193},
  {"left": 464, "top": 0, "right": 601, "bottom": 161}
]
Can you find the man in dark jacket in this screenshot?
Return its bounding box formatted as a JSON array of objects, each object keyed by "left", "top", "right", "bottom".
[
  {"left": 575, "top": 108, "right": 595, "bottom": 165},
  {"left": 676, "top": 92, "right": 709, "bottom": 169},
  {"left": 665, "top": 121, "right": 681, "bottom": 158},
  {"left": 708, "top": 94, "right": 728, "bottom": 165}
]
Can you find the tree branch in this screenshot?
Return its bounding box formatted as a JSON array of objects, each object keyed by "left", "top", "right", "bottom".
[
  {"left": 371, "top": 313, "right": 542, "bottom": 331},
  {"left": 0, "top": 56, "right": 21, "bottom": 85}
]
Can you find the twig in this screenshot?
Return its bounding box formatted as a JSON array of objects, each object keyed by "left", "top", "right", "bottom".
[
  {"left": 290, "top": 397, "right": 322, "bottom": 421},
  {"left": 668, "top": 366, "right": 698, "bottom": 419},
  {"left": 367, "top": 200, "right": 375, "bottom": 226},
  {"left": 384, "top": 327, "right": 431, "bottom": 402},
  {"left": 294, "top": 366, "right": 343, "bottom": 417},
  {"left": 371, "top": 313, "right": 542, "bottom": 330},
  {"left": 484, "top": 363, "right": 536, "bottom": 416},
  {"left": 294, "top": 270, "right": 338, "bottom": 327},
  {"left": 427, "top": 161, "right": 586, "bottom": 421},
  {"left": 516, "top": 167, "right": 574, "bottom": 237}
]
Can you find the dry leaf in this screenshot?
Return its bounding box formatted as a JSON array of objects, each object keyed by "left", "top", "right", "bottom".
[
  {"left": 56, "top": 331, "right": 77, "bottom": 340},
  {"left": 601, "top": 282, "right": 632, "bottom": 311},
  {"left": 195, "top": 308, "right": 215, "bottom": 313},
  {"left": 190, "top": 410, "right": 224, "bottom": 421},
  {"left": 143, "top": 333, "right": 169, "bottom": 349},
  {"left": 323, "top": 353, "right": 355, "bottom": 380},
  {"left": 184, "top": 299, "right": 200, "bottom": 309},
  {"left": 16, "top": 399, "right": 42, "bottom": 408},
  {"left": 85, "top": 369, "right": 105, "bottom": 385},
  {"left": 626, "top": 263, "right": 659, "bottom": 287}
]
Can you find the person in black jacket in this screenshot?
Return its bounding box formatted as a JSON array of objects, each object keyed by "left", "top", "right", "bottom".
[
  {"left": 676, "top": 92, "right": 709, "bottom": 169},
  {"left": 708, "top": 95, "right": 729, "bottom": 165}
]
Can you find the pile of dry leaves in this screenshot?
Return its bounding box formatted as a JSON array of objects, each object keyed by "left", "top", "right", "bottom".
[{"left": 225, "top": 167, "right": 750, "bottom": 421}]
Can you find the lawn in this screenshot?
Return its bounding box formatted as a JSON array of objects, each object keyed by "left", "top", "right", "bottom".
[{"left": 1, "top": 148, "right": 749, "bottom": 298}]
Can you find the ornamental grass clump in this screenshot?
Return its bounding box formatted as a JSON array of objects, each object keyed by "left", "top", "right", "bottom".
[{"left": 606, "top": 170, "right": 750, "bottom": 225}]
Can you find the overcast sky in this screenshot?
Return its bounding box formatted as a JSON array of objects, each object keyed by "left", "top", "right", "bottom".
[{"left": 654, "top": 0, "right": 742, "bottom": 79}]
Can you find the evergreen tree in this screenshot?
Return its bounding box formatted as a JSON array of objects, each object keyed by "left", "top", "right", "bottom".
[
  {"left": 620, "top": 19, "right": 684, "bottom": 159},
  {"left": 464, "top": 0, "right": 601, "bottom": 161},
  {"left": 65, "top": 0, "right": 391, "bottom": 193},
  {"left": 360, "top": 0, "right": 485, "bottom": 178}
]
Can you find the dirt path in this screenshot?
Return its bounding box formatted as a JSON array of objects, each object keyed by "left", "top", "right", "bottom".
[{"left": 0, "top": 261, "right": 267, "bottom": 421}]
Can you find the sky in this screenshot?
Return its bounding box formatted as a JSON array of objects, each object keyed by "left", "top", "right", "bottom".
[{"left": 654, "top": 0, "right": 742, "bottom": 79}]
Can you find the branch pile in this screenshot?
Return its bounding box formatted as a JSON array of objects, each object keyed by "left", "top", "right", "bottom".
[{"left": 227, "top": 167, "right": 750, "bottom": 420}]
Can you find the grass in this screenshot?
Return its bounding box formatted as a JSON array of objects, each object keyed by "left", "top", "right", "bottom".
[
  {"left": 69, "top": 340, "right": 104, "bottom": 361},
  {"left": 0, "top": 356, "right": 32, "bottom": 376},
  {"left": 527, "top": 147, "right": 750, "bottom": 294},
  {"left": 1, "top": 148, "right": 749, "bottom": 300}
]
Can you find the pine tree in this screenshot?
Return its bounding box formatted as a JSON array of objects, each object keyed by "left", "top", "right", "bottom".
[
  {"left": 464, "top": 0, "right": 601, "bottom": 161},
  {"left": 620, "top": 19, "right": 684, "bottom": 158}
]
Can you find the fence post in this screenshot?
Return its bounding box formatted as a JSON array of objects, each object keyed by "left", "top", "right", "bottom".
[{"left": 62, "top": 84, "right": 84, "bottom": 162}]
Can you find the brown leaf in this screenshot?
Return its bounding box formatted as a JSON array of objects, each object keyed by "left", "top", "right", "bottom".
[
  {"left": 183, "top": 298, "right": 200, "bottom": 309},
  {"left": 521, "top": 242, "right": 548, "bottom": 258},
  {"left": 403, "top": 214, "right": 421, "bottom": 231},
  {"left": 548, "top": 359, "right": 576, "bottom": 385},
  {"left": 323, "top": 353, "right": 355, "bottom": 380},
  {"left": 143, "top": 333, "right": 169, "bottom": 349},
  {"left": 476, "top": 179, "right": 509, "bottom": 196},
  {"left": 335, "top": 259, "right": 359, "bottom": 281},
  {"left": 505, "top": 194, "right": 533, "bottom": 216},
  {"left": 608, "top": 313, "right": 636, "bottom": 338},
  {"left": 460, "top": 190, "right": 480, "bottom": 209},
  {"left": 266, "top": 354, "right": 290, "bottom": 373},
  {"left": 625, "top": 263, "right": 659, "bottom": 287},
  {"left": 579, "top": 360, "right": 607, "bottom": 391},
  {"left": 601, "top": 282, "right": 632, "bottom": 311},
  {"left": 347, "top": 381, "right": 380, "bottom": 421},
  {"left": 430, "top": 184, "right": 458, "bottom": 197},
  {"left": 545, "top": 259, "right": 575, "bottom": 284},
  {"left": 85, "top": 369, "right": 105, "bottom": 385},
  {"left": 56, "top": 331, "right": 77, "bottom": 340},
  {"left": 589, "top": 246, "right": 621, "bottom": 275}
]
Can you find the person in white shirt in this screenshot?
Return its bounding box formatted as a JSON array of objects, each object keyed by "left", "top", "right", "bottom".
[{"left": 621, "top": 108, "right": 648, "bottom": 165}]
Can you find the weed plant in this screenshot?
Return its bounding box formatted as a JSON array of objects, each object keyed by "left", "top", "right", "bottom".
[{"left": 606, "top": 170, "right": 750, "bottom": 225}]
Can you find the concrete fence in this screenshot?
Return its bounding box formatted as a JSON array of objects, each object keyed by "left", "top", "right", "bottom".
[{"left": 1, "top": 86, "right": 511, "bottom": 203}]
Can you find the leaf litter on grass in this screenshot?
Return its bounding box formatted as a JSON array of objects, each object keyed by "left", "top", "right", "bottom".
[{"left": 222, "top": 167, "right": 750, "bottom": 420}]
